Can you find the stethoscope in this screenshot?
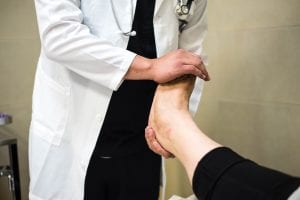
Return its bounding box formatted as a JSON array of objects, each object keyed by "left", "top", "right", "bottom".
[
  {"left": 111, "top": 0, "right": 195, "bottom": 37},
  {"left": 175, "top": 0, "right": 194, "bottom": 32},
  {"left": 175, "top": 0, "right": 194, "bottom": 16}
]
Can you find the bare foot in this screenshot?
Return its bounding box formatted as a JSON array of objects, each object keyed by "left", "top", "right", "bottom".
[
  {"left": 148, "top": 75, "right": 221, "bottom": 182},
  {"left": 148, "top": 75, "right": 196, "bottom": 154}
]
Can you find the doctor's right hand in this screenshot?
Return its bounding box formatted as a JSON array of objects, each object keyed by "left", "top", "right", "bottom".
[
  {"left": 125, "top": 49, "right": 210, "bottom": 83},
  {"left": 150, "top": 49, "right": 210, "bottom": 83}
]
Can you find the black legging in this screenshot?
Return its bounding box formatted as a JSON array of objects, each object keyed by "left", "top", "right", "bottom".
[{"left": 193, "top": 147, "right": 300, "bottom": 200}]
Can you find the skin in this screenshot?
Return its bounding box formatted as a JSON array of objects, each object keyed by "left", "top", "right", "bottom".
[
  {"left": 146, "top": 75, "right": 221, "bottom": 182},
  {"left": 125, "top": 49, "right": 210, "bottom": 83}
]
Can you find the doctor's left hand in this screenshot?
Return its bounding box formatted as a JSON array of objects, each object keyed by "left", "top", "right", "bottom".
[{"left": 145, "top": 126, "right": 175, "bottom": 159}]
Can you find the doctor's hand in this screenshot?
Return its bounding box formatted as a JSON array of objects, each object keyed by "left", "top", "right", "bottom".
[
  {"left": 150, "top": 49, "right": 210, "bottom": 83},
  {"left": 125, "top": 49, "right": 210, "bottom": 83},
  {"left": 145, "top": 126, "right": 175, "bottom": 159}
]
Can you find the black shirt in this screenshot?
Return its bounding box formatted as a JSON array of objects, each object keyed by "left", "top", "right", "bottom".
[{"left": 94, "top": 0, "right": 157, "bottom": 157}]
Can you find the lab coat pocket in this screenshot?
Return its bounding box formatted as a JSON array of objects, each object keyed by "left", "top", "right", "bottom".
[{"left": 31, "top": 69, "right": 70, "bottom": 146}]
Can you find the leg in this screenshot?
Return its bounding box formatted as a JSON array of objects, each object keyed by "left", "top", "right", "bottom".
[
  {"left": 193, "top": 147, "right": 300, "bottom": 200},
  {"left": 148, "top": 75, "right": 221, "bottom": 181},
  {"left": 116, "top": 150, "right": 161, "bottom": 200},
  {"left": 84, "top": 154, "right": 110, "bottom": 200}
]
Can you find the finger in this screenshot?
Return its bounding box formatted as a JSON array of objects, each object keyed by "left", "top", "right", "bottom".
[
  {"left": 197, "top": 63, "right": 210, "bottom": 81},
  {"left": 152, "top": 140, "right": 174, "bottom": 158},
  {"left": 148, "top": 128, "right": 174, "bottom": 158},
  {"left": 145, "top": 127, "right": 174, "bottom": 158},
  {"left": 145, "top": 127, "right": 164, "bottom": 155},
  {"left": 182, "top": 65, "right": 207, "bottom": 80},
  {"left": 145, "top": 127, "right": 155, "bottom": 149},
  {"left": 182, "top": 53, "right": 203, "bottom": 68},
  {"left": 145, "top": 126, "right": 156, "bottom": 144},
  {"left": 189, "top": 60, "right": 208, "bottom": 80},
  {"left": 181, "top": 53, "right": 211, "bottom": 81},
  {"left": 145, "top": 133, "right": 158, "bottom": 154}
]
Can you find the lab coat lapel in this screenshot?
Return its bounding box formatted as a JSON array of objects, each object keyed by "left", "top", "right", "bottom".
[
  {"left": 154, "top": 0, "right": 164, "bottom": 15},
  {"left": 112, "top": 0, "right": 134, "bottom": 32}
]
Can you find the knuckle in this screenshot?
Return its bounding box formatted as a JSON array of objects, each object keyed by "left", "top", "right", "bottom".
[
  {"left": 184, "top": 65, "right": 195, "bottom": 72},
  {"left": 176, "top": 57, "right": 183, "bottom": 64},
  {"left": 176, "top": 49, "right": 185, "bottom": 56}
]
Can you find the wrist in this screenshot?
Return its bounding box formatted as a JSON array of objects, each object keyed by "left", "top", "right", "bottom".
[{"left": 125, "top": 55, "right": 154, "bottom": 80}]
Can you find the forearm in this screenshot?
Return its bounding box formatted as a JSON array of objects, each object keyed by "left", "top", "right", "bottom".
[{"left": 125, "top": 49, "right": 210, "bottom": 84}]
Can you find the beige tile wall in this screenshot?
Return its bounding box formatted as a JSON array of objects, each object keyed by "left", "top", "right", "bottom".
[{"left": 0, "top": 0, "right": 299, "bottom": 199}]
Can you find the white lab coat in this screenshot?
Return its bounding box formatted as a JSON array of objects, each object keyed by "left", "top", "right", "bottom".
[{"left": 29, "top": 0, "right": 207, "bottom": 199}]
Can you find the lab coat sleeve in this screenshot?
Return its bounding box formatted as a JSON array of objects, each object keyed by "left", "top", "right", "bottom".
[
  {"left": 34, "top": 0, "right": 136, "bottom": 91},
  {"left": 178, "top": 0, "right": 208, "bottom": 114}
]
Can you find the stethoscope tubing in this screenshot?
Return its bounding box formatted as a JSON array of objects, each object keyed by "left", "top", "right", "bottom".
[{"left": 111, "top": 0, "right": 194, "bottom": 35}]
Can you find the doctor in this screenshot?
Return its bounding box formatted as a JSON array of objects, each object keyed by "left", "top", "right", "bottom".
[{"left": 29, "top": 0, "right": 208, "bottom": 199}]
